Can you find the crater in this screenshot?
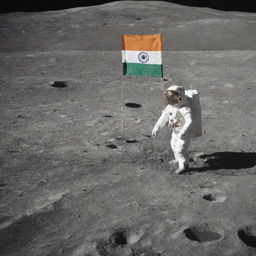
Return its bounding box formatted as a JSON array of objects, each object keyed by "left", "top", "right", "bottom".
[
  {"left": 50, "top": 81, "right": 68, "bottom": 88},
  {"left": 106, "top": 144, "right": 117, "bottom": 149},
  {"left": 125, "top": 139, "right": 138, "bottom": 143},
  {"left": 203, "top": 194, "right": 216, "bottom": 201},
  {"left": 184, "top": 224, "right": 222, "bottom": 242},
  {"left": 125, "top": 103, "right": 142, "bottom": 108},
  {"left": 96, "top": 230, "right": 129, "bottom": 256},
  {"left": 202, "top": 191, "right": 227, "bottom": 203},
  {"left": 238, "top": 226, "right": 256, "bottom": 248},
  {"left": 96, "top": 228, "right": 145, "bottom": 256},
  {"left": 110, "top": 230, "right": 127, "bottom": 246}
]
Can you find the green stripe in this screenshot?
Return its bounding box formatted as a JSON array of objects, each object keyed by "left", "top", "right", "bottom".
[{"left": 123, "top": 63, "right": 163, "bottom": 77}]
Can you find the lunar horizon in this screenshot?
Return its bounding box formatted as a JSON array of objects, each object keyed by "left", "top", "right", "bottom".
[{"left": 1, "top": 0, "right": 256, "bottom": 13}]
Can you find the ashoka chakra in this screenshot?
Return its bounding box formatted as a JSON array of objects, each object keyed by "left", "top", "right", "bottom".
[{"left": 138, "top": 52, "right": 149, "bottom": 63}]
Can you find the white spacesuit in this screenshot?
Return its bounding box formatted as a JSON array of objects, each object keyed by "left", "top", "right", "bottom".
[{"left": 152, "top": 85, "right": 193, "bottom": 174}]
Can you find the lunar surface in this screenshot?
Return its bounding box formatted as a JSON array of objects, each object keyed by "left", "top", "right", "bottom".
[{"left": 0, "top": 1, "right": 256, "bottom": 256}]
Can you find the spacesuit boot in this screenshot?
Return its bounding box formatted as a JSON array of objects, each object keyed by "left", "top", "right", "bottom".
[
  {"left": 174, "top": 153, "right": 190, "bottom": 174},
  {"left": 175, "top": 161, "right": 189, "bottom": 174},
  {"left": 169, "top": 159, "right": 178, "bottom": 167}
]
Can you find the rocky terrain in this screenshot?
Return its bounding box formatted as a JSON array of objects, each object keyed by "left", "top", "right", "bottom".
[{"left": 0, "top": 1, "right": 256, "bottom": 256}]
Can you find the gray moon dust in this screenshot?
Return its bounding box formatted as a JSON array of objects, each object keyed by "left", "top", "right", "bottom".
[{"left": 0, "top": 1, "right": 256, "bottom": 256}]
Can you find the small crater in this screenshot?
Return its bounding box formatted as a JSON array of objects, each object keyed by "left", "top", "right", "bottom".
[
  {"left": 125, "top": 139, "right": 138, "bottom": 143},
  {"left": 17, "top": 114, "right": 25, "bottom": 119},
  {"left": 50, "top": 81, "right": 68, "bottom": 88},
  {"left": 184, "top": 224, "right": 222, "bottom": 242},
  {"left": 238, "top": 226, "right": 256, "bottom": 248},
  {"left": 203, "top": 194, "right": 216, "bottom": 201},
  {"left": 110, "top": 230, "right": 127, "bottom": 246},
  {"left": 96, "top": 228, "right": 145, "bottom": 256},
  {"left": 125, "top": 103, "right": 142, "bottom": 108},
  {"left": 106, "top": 144, "right": 117, "bottom": 149},
  {"left": 202, "top": 191, "right": 227, "bottom": 203}
]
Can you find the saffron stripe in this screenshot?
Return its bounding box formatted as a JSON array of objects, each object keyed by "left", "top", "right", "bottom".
[{"left": 121, "top": 34, "right": 162, "bottom": 51}]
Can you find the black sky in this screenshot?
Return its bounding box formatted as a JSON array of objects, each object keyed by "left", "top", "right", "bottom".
[{"left": 1, "top": 0, "right": 256, "bottom": 13}]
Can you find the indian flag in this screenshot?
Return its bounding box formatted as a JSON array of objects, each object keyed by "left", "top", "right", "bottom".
[{"left": 121, "top": 34, "right": 163, "bottom": 77}]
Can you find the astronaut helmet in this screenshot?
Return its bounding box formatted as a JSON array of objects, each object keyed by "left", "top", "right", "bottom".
[{"left": 165, "top": 85, "right": 185, "bottom": 106}]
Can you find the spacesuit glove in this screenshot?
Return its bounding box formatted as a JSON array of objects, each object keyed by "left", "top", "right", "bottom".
[{"left": 152, "top": 126, "right": 159, "bottom": 137}]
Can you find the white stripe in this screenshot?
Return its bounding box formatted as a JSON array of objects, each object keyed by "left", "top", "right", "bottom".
[{"left": 122, "top": 50, "right": 162, "bottom": 65}]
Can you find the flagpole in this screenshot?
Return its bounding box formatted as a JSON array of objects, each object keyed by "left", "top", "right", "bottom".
[
  {"left": 121, "top": 74, "right": 125, "bottom": 139},
  {"left": 161, "top": 77, "right": 165, "bottom": 109},
  {"left": 160, "top": 32, "right": 165, "bottom": 109}
]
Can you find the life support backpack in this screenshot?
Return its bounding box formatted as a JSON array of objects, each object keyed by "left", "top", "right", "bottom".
[{"left": 185, "top": 89, "right": 202, "bottom": 138}]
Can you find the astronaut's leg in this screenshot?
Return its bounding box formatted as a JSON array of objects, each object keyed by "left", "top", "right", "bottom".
[
  {"left": 183, "top": 137, "right": 190, "bottom": 166},
  {"left": 169, "top": 134, "right": 178, "bottom": 167},
  {"left": 173, "top": 135, "right": 190, "bottom": 174}
]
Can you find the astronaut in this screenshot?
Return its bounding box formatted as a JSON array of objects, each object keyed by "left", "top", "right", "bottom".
[{"left": 152, "top": 85, "right": 193, "bottom": 174}]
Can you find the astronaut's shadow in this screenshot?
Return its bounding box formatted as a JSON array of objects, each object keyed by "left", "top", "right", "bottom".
[{"left": 190, "top": 152, "right": 256, "bottom": 173}]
